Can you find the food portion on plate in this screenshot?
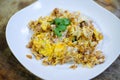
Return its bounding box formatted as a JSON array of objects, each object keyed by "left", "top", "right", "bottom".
[{"left": 27, "top": 8, "right": 105, "bottom": 68}]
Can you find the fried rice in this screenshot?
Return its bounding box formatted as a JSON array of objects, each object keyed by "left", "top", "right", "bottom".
[{"left": 27, "top": 8, "right": 105, "bottom": 68}]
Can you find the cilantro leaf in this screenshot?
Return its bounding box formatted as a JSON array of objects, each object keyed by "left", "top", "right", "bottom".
[
  {"left": 53, "top": 28, "right": 62, "bottom": 37},
  {"left": 62, "top": 18, "right": 70, "bottom": 26},
  {"left": 57, "top": 25, "right": 67, "bottom": 31},
  {"left": 54, "top": 18, "right": 62, "bottom": 25},
  {"left": 52, "top": 18, "right": 71, "bottom": 37}
]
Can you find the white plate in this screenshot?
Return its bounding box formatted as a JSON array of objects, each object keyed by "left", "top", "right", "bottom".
[{"left": 6, "top": 0, "right": 120, "bottom": 80}]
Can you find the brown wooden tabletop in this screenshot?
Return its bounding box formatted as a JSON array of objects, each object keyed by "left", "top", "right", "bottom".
[{"left": 0, "top": 0, "right": 120, "bottom": 80}]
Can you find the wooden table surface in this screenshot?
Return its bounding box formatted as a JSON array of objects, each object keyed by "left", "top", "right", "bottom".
[{"left": 0, "top": 0, "right": 120, "bottom": 80}]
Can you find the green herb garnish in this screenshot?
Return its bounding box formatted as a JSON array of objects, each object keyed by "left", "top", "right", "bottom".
[
  {"left": 53, "top": 28, "right": 62, "bottom": 37},
  {"left": 52, "top": 18, "right": 70, "bottom": 37}
]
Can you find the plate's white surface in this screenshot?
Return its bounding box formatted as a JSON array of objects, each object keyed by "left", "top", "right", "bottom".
[{"left": 6, "top": 0, "right": 120, "bottom": 80}]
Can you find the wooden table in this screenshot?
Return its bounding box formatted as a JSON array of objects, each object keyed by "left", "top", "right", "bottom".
[{"left": 0, "top": 0, "right": 120, "bottom": 80}]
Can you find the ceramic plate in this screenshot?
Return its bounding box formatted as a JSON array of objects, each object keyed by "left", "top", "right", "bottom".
[{"left": 6, "top": 0, "right": 120, "bottom": 80}]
